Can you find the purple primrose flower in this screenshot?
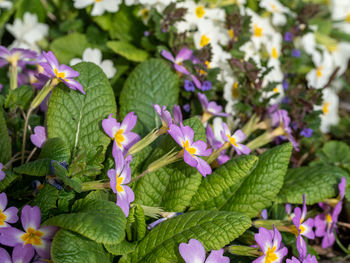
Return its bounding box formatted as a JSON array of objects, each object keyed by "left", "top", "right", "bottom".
[
  {"left": 161, "top": 48, "right": 193, "bottom": 75},
  {"left": 221, "top": 123, "right": 250, "bottom": 155},
  {"left": 0, "top": 192, "right": 19, "bottom": 228},
  {"left": 153, "top": 104, "right": 183, "bottom": 133},
  {"left": 30, "top": 126, "right": 47, "bottom": 148},
  {"left": 198, "top": 93, "right": 229, "bottom": 121},
  {"left": 0, "top": 244, "right": 34, "bottom": 263},
  {"left": 0, "top": 46, "right": 36, "bottom": 68},
  {"left": 206, "top": 125, "right": 229, "bottom": 165}
]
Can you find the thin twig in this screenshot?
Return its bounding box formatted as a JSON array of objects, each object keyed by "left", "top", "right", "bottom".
[
  {"left": 25, "top": 147, "right": 37, "bottom": 163},
  {"left": 21, "top": 108, "right": 33, "bottom": 164}
]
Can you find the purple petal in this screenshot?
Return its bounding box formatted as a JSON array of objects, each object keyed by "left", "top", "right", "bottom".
[
  {"left": 120, "top": 112, "right": 137, "bottom": 132},
  {"left": 196, "top": 157, "right": 212, "bottom": 177},
  {"left": 62, "top": 79, "right": 85, "bottom": 94},
  {"left": 285, "top": 204, "right": 292, "bottom": 215},
  {"left": 42, "top": 51, "right": 59, "bottom": 69},
  {"left": 286, "top": 257, "right": 300, "bottom": 263},
  {"left": 332, "top": 201, "right": 343, "bottom": 223},
  {"left": 272, "top": 226, "right": 283, "bottom": 250},
  {"left": 161, "top": 50, "right": 175, "bottom": 63},
  {"left": 255, "top": 227, "right": 273, "bottom": 253},
  {"left": 314, "top": 214, "right": 327, "bottom": 237},
  {"left": 59, "top": 64, "right": 79, "bottom": 78},
  {"left": 321, "top": 231, "right": 335, "bottom": 248},
  {"left": 122, "top": 132, "right": 140, "bottom": 152},
  {"left": 3, "top": 206, "right": 19, "bottom": 224},
  {"left": 184, "top": 80, "right": 195, "bottom": 92},
  {"left": 252, "top": 255, "right": 267, "bottom": 263},
  {"left": 174, "top": 64, "right": 190, "bottom": 75},
  {"left": 0, "top": 192, "right": 8, "bottom": 211},
  {"left": 168, "top": 124, "right": 184, "bottom": 147},
  {"left": 198, "top": 92, "right": 209, "bottom": 110},
  {"left": 301, "top": 218, "right": 315, "bottom": 239},
  {"left": 102, "top": 114, "right": 118, "bottom": 139},
  {"left": 0, "top": 227, "right": 25, "bottom": 246},
  {"left": 179, "top": 239, "right": 206, "bottom": 263},
  {"left": 181, "top": 124, "right": 194, "bottom": 144},
  {"left": 21, "top": 205, "right": 41, "bottom": 231},
  {"left": 38, "top": 225, "right": 59, "bottom": 239},
  {"left": 117, "top": 190, "right": 132, "bottom": 217},
  {"left": 261, "top": 209, "right": 268, "bottom": 220},
  {"left": 0, "top": 247, "right": 11, "bottom": 263},
  {"left": 338, "top": 177, "right": 346, "bottom": 199},
  {"left": 293, "top": 207, "right": 302, "bottom": 229},
  {"left": 112, "top": 148, "right": 125, "bottom": 175},
  {"left": 172, "top": 105, "right": 183, "bottom": 124},
  {"left": 30, "top": 126, "right": 47, "bottom": 148},
  {"left": 183, "top": 150, "right": 198, "bottom": 168},
  {"left": 33, "top": 238, "right": 51, "bottom": 259},
  {"left": 191, "top": 75, "right": 201, "bottom": 89},
  {"left": 12, "top": 244, "right": 35, "bottom": 263},
  {"left": 296, "top": 235, "right": 307, "bottom": 260},
  {"left": 192, "top": 140, "right": 211, "bottom": 156},
  {"left": 205, "top": 248, "right": 229, "bottom": 263},
  {"left": 176, "top": 48, "right": 193, "bottom": 61},
  {"left": 233, "top": 130, "right": 246, "bottom": 143},
  {"left": 108, "top": 169, "right": 117, "bottom": 194},
  {"left": 235, "top": 144, "right": 251, "bottom": 155}
]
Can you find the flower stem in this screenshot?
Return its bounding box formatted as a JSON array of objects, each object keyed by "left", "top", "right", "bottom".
[
  {"left": 9, "top": 65, "right": 18, "bottom": 91},
  {"left": 25, "top": 147, "right": 37, "bottom": 163},
  {"left": 21, "top": 107, "right": 34, "bottom": 164},
  {"left": 81, "top": 181, "right": 111, "bottom": 192},
  {"left": 207, "top": 142, "right": 230, "bottom": 164},
  {"left": 334, "top": 229, "right": 350, "bottom": 254},
  {"left": 128, "top": 169, "right": 150, "bottom": 185}
]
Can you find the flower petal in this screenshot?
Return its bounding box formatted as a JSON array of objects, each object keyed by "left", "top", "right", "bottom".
[
  {"left": 12, "top": 244, "right": 35, "bottom": 263},
  {"left": 205, "top": 248, "right": 229, "bottom": 263},
  {"left": 179, "top": 239, "right": 206, "bottom": 263},
  {"left": 21, "top": 205, "right": 41, "bottom": 231}
]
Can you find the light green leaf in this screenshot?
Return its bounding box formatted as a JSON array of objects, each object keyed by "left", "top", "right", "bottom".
[
  {"left": 4, "top": 85, "right": 33, "bottom": 111},
  {"left": 120, "top": 59, "right": 179, "bottom": 135},
  {"left": 318, "top": 141, "right": 350, "bottom": 169},
  {"left": 15, "top": 0, "right": 46, "bottom": 22},
  {"left": 276, "top": 165, "right": 347, "bottom": 204},
  {"left": 107, "top": 41, "right": 149, "bottom": 62},
  {"left": 39, "top": 137, "right": 71, "bottom": 162},
  {"left": 126, "top": 204, "right": 146, "bottom": 241},
  {"left": 52, "top": 229, "right": 112, "bottom": 263},
  {"left": 44, "top": 198, "right": 126, "bottom": 244},
  {"left": 14, "top": 159, "right": 51, "bottom": 176},
  {"left": 104, "top": 240, "right": 137, "bottom": 256},
  {"left": 221, "top": 143, "right": 292, "bottom": 217},
  {"left": 0, "top": 107, "right": 11, "bottom": 164},
  {"left": 50, "top": 33, "right": 90, "bottom": 65},
  {"left": 190, "top": 155, "right": 258, "bottom": 210},
  {"left": 128, "top": 211, "right": 251, "bottom": 263},
  {"left": 47, "top": 62, "right": 116, "bottom": 155}
]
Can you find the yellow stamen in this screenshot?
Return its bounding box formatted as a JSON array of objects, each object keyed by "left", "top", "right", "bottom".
[
  {"left": 272, "top": 47, "right": 278, "bottom": 59},
  {"left": 21, "top": 227, "right": 44, "bottom": 246},
  {"left": 316, "top": 66, "right": 323, "bottom": 78},
  {"left": 299, "top": 224, "right": 306, "bottom": 234},
  {"left": 326, "top": 213, "right": 332, "bottom": 223},
  {"left": 227, "top": 134, "right": 238, "bottom": 147},
  {"left": 182, "top": 140, "right": 197, "bottom": 155},
  {"left": 0, "top": 210, "right": 7, "bottom": 226},
  {"left": 200, "top": 34, "right": 210, "bottom": 47},
  {"left": 228, "top": 29, "right": 234, "bottom": 39},
  {"left": 54, "top": 68, "right": 67, "bottom": 81},
  {"left": 205, "top": 60, "right": 211, "bottom": 69},
  {"left": 195, "top": 6, "right": 205, "bottom": 18},
  {"left": 116, "top": 174, "right": 124, "bottom": 193},
  {"left": 95, "top": 0, "right": 102, "bottom": 2},
  {"left": 7, "top": 53, "right": 20, "bottom": 67},
  {"left": 232, "top": 82, "right": 239, "bottom": 99},
  {"left": 345, "top": 13, "right": 350, "bottom": 23},
  {"left": 271, "top": 4, "right": 279, "bottom": 12},
  {"left": 322, "top": 102, "right": 329, "bottom": 115},
  {"left": 254, "top": 24, "right": 263, "bottom": 37},
  {"left": 114, "top": 129, "right": 125, "bottom": 148},
  {"left": 199, "top": 69, "right": 207, "bottom": 75},
  {"left": 265, "top": 246, "right": 278, "bottom": 263},
  {"left": 273, "top": 87, "right": 279, "bottom": 93}
]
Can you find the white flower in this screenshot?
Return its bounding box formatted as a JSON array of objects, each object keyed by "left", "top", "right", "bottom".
[
  {"left": 260, "top": 0, "right": 291, "bottom": 26},
  {"left": 70, "top": 48, "right": 116, "bottom": 79},
  {"left": 6, "top": 13, "right": 48, "bottom": 52},
  {"left": 331, "top": 0, "right": 350, "bottom": 34},
  {"left": 73, "top": 0, "right": 121, "bottom": 16},
  {"left": 213, "top": 117, "right": 225, "bottom": 144},
  {"left": 329, "top": 41, "right": 350, "bottom": 76},
  {"left": 0, "top": 0, "right": 12, "bottom": 11},
  {"left": 314, "top": 88, "right": 339, "bottom": 133}
]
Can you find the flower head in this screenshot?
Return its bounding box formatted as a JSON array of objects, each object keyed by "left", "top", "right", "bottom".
[
  {"left": 102, "top": 112, "right": 140, "bottom": 154},
  {"left": 0, "top": 192, "right": 18, "bottom": 228},
  {"left": 0, "top": 46, "right": 36, "bottom": 68},
  {"left": 221, "top": 123, "right": 250, "bottom": 155},
  {"left": 179, "top": 239, "right": 229, "bottom": 263},
  {"left": 107, "top": 148, "right": 134, "bottom": 217},
  {"left": 0, "top": 163, "right": 5, "bottom": 181},
  {"left": 206, "top": 125, "right": 229, "bottom": 165},
  {"left": 39, "top": 51, "right": 85, "bottom": 94},
  {"left": 73, "top": 0, "right": 121, "bottom": 16},
  {"left": 198, "top": 93, "right": 229, "bottom": 122},
  {"left": 292, "top": 195, "right": 315, "bottom": 241},
  {"left": 0, "top": 205, "right": 58, "bottom": 258},
  {"left": 184, "top": 80, "right": 195, "bottom": 92},
  {"left": 253, "top": 226, "right": 288, "bottom": 263},
  {"left": 0, "top": 244, "right": 34, "bottom": 263},
  {"left": 168, "top": 123, "right": 212, "bottom": 177},
  {"left": 161, "top": 48, "right": 193, "bottom": 75},
  {"left": 286, "top": 235, "right": 318, "bottom": 263},
  {"left": 30, "top": 126, "right": 47, "bottom": 148}
]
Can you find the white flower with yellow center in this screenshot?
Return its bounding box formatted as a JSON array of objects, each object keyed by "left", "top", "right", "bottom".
[
  {"left": 260, "top": 0, "right": 292, "bottom": 26},
  {"left": 330, "top": 0, "right": 350, "bottom": 34},
  {"left": 314, "top": 88, "right": 339, "bottom": 133},
  {"left": 0, "top": 0, "right": 12, "bottom": 13},
  {"left": 73, "top": 0, "right": 121, "bottom": 16},
  {"left": 329, "top": 41, "right": 350, "bottom": 76}
]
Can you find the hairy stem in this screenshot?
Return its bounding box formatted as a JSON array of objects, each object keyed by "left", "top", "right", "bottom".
[{"left": 21, "top": 107, "right": 34, "bottom": 164}]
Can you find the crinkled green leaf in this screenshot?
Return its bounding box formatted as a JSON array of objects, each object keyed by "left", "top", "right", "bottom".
[
  {"left": 52, "top": 229, "right": 112, "bottom": 263},
  {"left": 190, "top": 155, "right": 258, "bottom": 210},
  {"left": 14, "top": 159, "right": 51, "bottom": 176},
  {"left": 107, "top": 41, "right": 149, "bottom": 62},
  {"left": 47, "top": 62, "right": 116, "bottom": 156},
  {"left": 104, "top": 240, "right": 137, "bottom": 256},
  {"left": 0, "top": 172, "right": 20, "bottom": 192},
  {"left": 15, "top": 0, "right": 46, "bottom": 22},
  {"left": 128, "top": 211, "right": 251, "bottom": 263},
  {"left": 44, "top": 198, "right": 126, "bottom": 244},
  {"left": 0, "top": 107, "right": 11, "bottom": 164},
  {"left": 317, "top": 141, "right": 350, "bottom": 169},
  {"left": 221, "top": 143, "right": 292, "bottom": 217},
  {"left": 276, "top": 165, "right": 347, "bottom": 204},
  {"left": 39, "top": 137, "right": 70, "bottom": 162},
  {"left": 126, "top": 204, "right": 146, "bottom": 241},
  {"left": 31, "top": 184, "right": 58, "bottom": 220},
  {"left": 4, "top": 85, "right": 33, "bottom": 111},
  {"left": 50, "top": 33, "right": 90, "bottom": 64},
  {"left": 120, "top": 59, "right": 179, "bottom": 135},
  {"left": 51, "top": 161, "right": 82, "bottom": 192}
]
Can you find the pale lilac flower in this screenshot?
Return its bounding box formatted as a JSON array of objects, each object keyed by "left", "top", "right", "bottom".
[
  {"left": 39, "top": 51, "right": 85, "bottom": 94},
  {"left": 292, "top": 49, "right": 301, "bottom": 58},
  {"left": 286, "top": 235, "right": 318, "bottom": 263},
  {"left": 168, "top": 124, "right": 212, "bottom": 177},
  {"left": 161, "top": 48, "right": 193, "bottom": 75},
  {"left": 0, "top": 163, "right": 5, "bottom": 181},
  {"left": 0, "top": 84, "right": 3, "bottom": 92},
  {"left": 102, "top": 112, "right": 140, "bottom": 154},
  {"left": 221, "top": 123, "right": 250, "bottom": 155},
  {"left": 284, "top": 32, "right": 293, "bottom": 42},
  {"left": 179, "top": 239, "right": 229, "bottom": 263},
  {"left": 253, "top": 226, "right": 288, "bottom": 263},
  {"left": 0, "top": 244, "right": 34, "bottom": 263},
  {"left": 0, "top": 205, "right": 58, "bottom": 258},
  {"left": 153, "top": 104, "right": 182, "bottom": 132},
  {"left": 173, "top": 105, "right": 183, "bottom": 124},
  {"left": 107, "top": 148, "right": 134, "bottom": 217},
  {"left": 261, "top": 209, "right": 268, "bottom": 220},
  {"left": 314, "top": 177, "right": 345, "bottom": 248},
  {"left": 0, "top": 193, "right": 18, "bottom": 228},
  {"left": 198, "top": 93, "right": 229, "bottom": 119},
  {"left": 0, "top": 46, "right": 36, "bottom": 68},
  {"left": 206, "top": 125, "right": 229, "bottom": 165},
  {"left": 30, "top": 126, "right": 47, "bottom": 148}
]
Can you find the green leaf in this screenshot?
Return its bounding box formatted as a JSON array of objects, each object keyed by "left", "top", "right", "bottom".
[
  {"left": 14, "top": 159, "right": 51, "bottom": 176},
  {"left": 44, "top": 198, "right": 126, "bottom": 244},
  {"left": 128, "top": 211, "right": 251, "bottom": 263},
  {"left": 31, "top": 184, "right": 59, "bottom": 220},
  {"left": 52, "top": 229, "right": 112, "bottom": 263},
  {"left": 120, "top": 59, "right": 179, "bottom": 135},
  {"left": 107, "top": 41, "right": 149, "bottom": 62},
  {"left": 276, "top": 165, "right": 347, "bottom": 204},
  {"left": 15, "top": 0, "right": 46, "bottom": 22},
  {"left": 317, "top": 141, "right": 350, "bottom": 169},
  {"left": 0, "top": 172, "right": 20, "bottom": 192},
  {"left": 0, "top": 107, "right": 11, "bottom": 164},
  {"left": 4, "top": 85, "right": 33, "bottom": 111},
  {"left": 47, "top": 62, "right": 116, "bottom": 155},
  {"left": 39, "top": 137, "right": 71, "bottom": 162},
  {"left": 50, "top": 33, "right": 90, "bottom": 65},
  {"left": 221, "top": 143, "right": 292, "bottom": 217},
  {"left": 126, "top": 204, "right": 146, "bottom": 241},
  {"left": 190, "top": 155, "right": 258, "bottom": 210},
  {"left": 51, "top": 161, "right": 82, "bottom": 192},
  {"left": 104, "top": 240, "right": 137, "bottom": 256}
]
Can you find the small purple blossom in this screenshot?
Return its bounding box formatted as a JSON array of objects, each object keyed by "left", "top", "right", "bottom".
[
  {"left": 161, "top": 48, "right": 193, "bottom": 75},
  {"left": 0, "top": 192, "right": 18, "bottom": 228},
  {"left": 0, "top": 163, "right": 5, "bottom": 181},
  {"left": 282, "top": 79, "right": 289, "bottom": 90},
  {"left": 0, "top": 244, "right": 34, "bottom": 263},
  {"left": 147, "top": 212, "right": 182, "bottom": 230},
  {"left": 183, "top": 103, "right": 191, "bottom": 113},
  {"left": 206, "top": 125, "right": 229, "bottom": 165},
  {"left": 201, "top": 81, "right": 212, "bottom": 91},
  {"left": 261, "top": 209, "right": 268, "bottom": 220},
  {"left": 102, "top": 112, "right": 140, "bottom": 154},
  {"left": 153, "top": 104, "right": 183, "bottom": 133},
  {"left": 30, "top": 126, "right": 47, "bottom": 148},
  {"left": 0, "top": 84, "right": 3, "bottom": 92},
  {"left": 221, "top": 123, "right": 250, "bottom": 155},
  {"left": 284, "top": 32, "right": 293, "bottom": 42},
  {"left": 287, "top": 235, "right": 318, "bottom": 263},
  {"left": 292, "top": 49, "right": 301, "bottom": 58},
  {"left": 168, "top": 124, "right": 212, "bottom": 177},
  {"left": 253, "top": 226, "right": 288, "bottom": 263},
  {"left": 173, "top": 105, "right": 183, "bottom": 124},
  {"left": 107, "top": 148, "right": 134, "bottom": 217},
  {"left": 184, "top": 80, "right": 195, "bottom": 92},
  {"left": 0, "top": 46, "right": 36, "bottom": 68},
  {"left": 300, "top": 128, "right": 313, "bottom": 138},
  {"left": 179, "top": 239, "right": 230, "bottom": 263},
  {"left": 39, "top": 51, "right": 85, "bottom": 94},
  {"left": 0, "top": 205, "right": 58, "bottom": 259},
  {"left": 198, "top": 93, "right": 229, "bottom": 121},
  {"left": 285, "top": 204, "right": 293, "bottom": 216}
]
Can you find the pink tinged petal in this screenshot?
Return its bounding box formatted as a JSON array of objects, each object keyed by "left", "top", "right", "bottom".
[
  {"left": 39, "top": 62, "right": 56, "bottom": 78},
  {"left": 192, "top": 140, "right": 210, "bottom": 155},
  {"left": 301, "top": 218, "right": 315, "bottom": 239},
  {"left": 33, "top": 238, "right": 51, "bottom": 259},
  {"left": 30, "top": 126, "right": 47, "bottom": 148},
  {"left": 205, "top": 248, "right": 229, "bottom": 263},
  {"left": 196, "top": 157, "right": 212, "bottom": 177},
  {"left": 332, "top": 201, "right": 343, "bottom": 223},
  {"left": 314, "top": 214, "right": 327, "bottom": 237},
  {"left": 124, "top": 185, "right": 135, "bottom": 204},
  {"left": 62, "top": 79, "right": 85, "bottom": 94},
  {"left": 21, "top": 205, "right": 41, "bottom": 231},
  {"left": 117, "top": 191, "right": 131, "bottom": 217},
  {"left": 206, "top": 102, "right": 222, "bottom": 115},
  {"left": 217, "top": 154, "right": 230, "bottom": 165},
  {"left": 102, "top": 114, "right": 118, "bottom": 139},
  {"left": 112, "top": 148, "right": 125, "bottom": 174},
  {"left": 275, "top": 247, "right": 288, "bottom": 262},
  {"left": 121, "top": 165, "right": 131, "bottom": 184},
  {"left": 42, "top": 51, "right": 59, "bottom": 69},
  {"left": 255, "top": 227, "right": 273, "bottom": 254},
  {"left": 107, "top": 169, "right": 117, "bottom": 194},
  {"left": 235, "top": 144, "right": 251, "bottom": 155},
  {"left": 198, "top": 92, "right": 209, "bottom": 110},
  {"left": 161, "top": 50, "right": 175, "bottom": 63},
  {"left": 0, "top": 227, "right": 25, "bottom": 246},
  {"left": 168, "top": 124, "right": 185, "bottom": 147},
  {"left": 180, "top": 124, "right": 195, "bottom": 144},
  {"left": 221, "top": 123, "right": 231, "bottom": 139},
  {"left": 3, "top": 206, "right": 19, "bottom": 224},
  {"left": 296, "top": 235, "right": 307, "bottom": 260},
  {"left": 0, "top": 247, "right": 11, "bottom": 263},
  {"left": 321, "top": 231, "right": 335, "bottom": 248},
  {"left": 261, "top": 209, "right": 268, "bottom": 220},
  {"left": 123, "top": 132, "right": 140, "bottom": 152},
  {"left": 38, "top": 225, "right": 59, "bottom": 240},
  {"left": 191, "top": 75, "right": 201, "bottom": 89},
  {"left": 233, "top": 129, "right": 246, "bottom": 142},
  {"left": 176, "top": 48, "right": 193, "bottom": 62},
  {"left": 173, "top": 105, "right": 182, "bottom": 124},
  {"left": 59, "top": 64, "right": 79, "bottom": 78},
  {"left": 120, "top": 112, "right": 138, "bottom": 132},
  {"left": 0, "top": 192, "right": 8, "bottom": 211},
  {"left": 252, "top": 255, "right": 267, "bottom": 263},
  {"left": 183, "top": 150, "right": 198, "bottom": 168},
  {"left": 12, "top": 244, "right": 35, "bottom": 263},
  {"left": 285, "top": 204, "right": 292, "bottom": 215},
  {"left": 174, "top": 64, "right": 190, "bottom": 75},
  {"left": 179, "top": 239, "right": 206, "bottom": 263},
  {"left": 0, "top": 171, "right": 5, "bottom": 181},
  {"left": 338, "top": 177, "right": 346, "bottom": 199},
  {"left": 272, "top": 226, "right": 282, "bottom": 250},
  {"left": 286, "top": 257, "right": 300, "bottom": 263},
  {"left": 292, "top": 207, "right": 302, "bottom": 229}
]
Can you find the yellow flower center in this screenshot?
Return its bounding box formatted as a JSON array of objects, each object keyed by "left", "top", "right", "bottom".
[
  {"left": 21, "top": 227, "right": 44, "bottom": 246},
  {"left": 272, "top": 47, "right": 278, "bottom": 59},
  {"left": 114, "top": 129, "right": 125, "bottom": 148},
  {"left": 299, "top": 224, "right": 306, "bottom": 234},
  {"left": 116, "top": 173, "right": 124, "bottom": 193},
  {"left": 273, "top": 87, "right": 279, "bottom": 93},
  {"left": 95, "top": 0, "right": 102, "bottom": 2},
  {"left": 345, "top": 13, "right": 350, "bottom": 22},
  {"left": 182, "top": 140, "right": 196, "bottom": 155},
  {"left": 227, "top": 134, "right": 238, "bottom": 147},
  {"left": 200, "top": 34, "right": 210, "bottom": 47},
  {"left": 265, "top": 246, "right": 278, "bottom": 263},
  {"left": 205, "top": 60, "right": 211, "bottom": 69},
  {"left": 0, "top": 210, "right": 7, "bottom": 226},
  {"left": 316, "top": 66, "right": 323, "bottom": 78},
  {"left": 232, "top": 82, "right": 239, "bottom": 99},
  {"left": 322, "top": 102, "right": 329, "bottom": 115},
  {"left": 271, "top": 4, "right": 279, "bottom": 12},
  {"left": 254, "top": 24, "right": 263, "bottom": 37},
  {"left": 195, "top": 6, "right": 205, "bottom": 18},
  {"left": 326, "top": 213, "right": 332, "bottom": 223},
  {"left": 140, "top": 8, "right": 150, "bottom": 19},
  {"left": 228, "top": 29, "right": 234, "bottom": 39},
  {"left": 54, "top": 68, "right": 67, "bottom": 81}
]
